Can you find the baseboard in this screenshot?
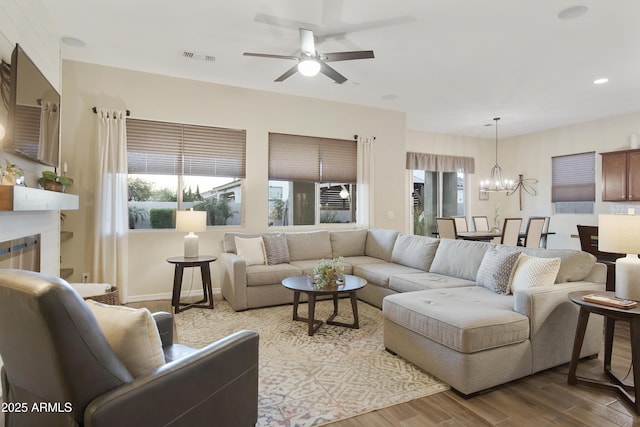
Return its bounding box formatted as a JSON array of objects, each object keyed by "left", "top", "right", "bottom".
[{"left": 126, "top": 288, "right": 222, "bottom": 303}]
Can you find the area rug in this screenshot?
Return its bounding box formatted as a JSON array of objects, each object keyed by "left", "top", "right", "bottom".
[{"left": 175, "top": 298, "right": 449, "bottom": 426}]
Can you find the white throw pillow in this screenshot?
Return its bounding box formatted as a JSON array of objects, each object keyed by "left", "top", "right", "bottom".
[
  {"left": 510, "top": 254, "right": 561, "bottom": 292},
  {"left": 235, "top": 236, "right": 267, "bottom": 266},
  {"left": 87, "top": 300, "right": 165, "bottom": 377}
]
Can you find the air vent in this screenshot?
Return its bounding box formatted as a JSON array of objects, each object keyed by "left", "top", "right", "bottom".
[{"left": 182, "top": 51, "right": 216, "bottom": 62}]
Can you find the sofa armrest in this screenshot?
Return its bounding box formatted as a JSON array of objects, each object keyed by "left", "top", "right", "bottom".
[
  {"left": 152, "top": 312, "right": 173, "bottom": 348},
  {"left": 513, "top": 281, "right": 605, "bottom": 372},
  {"left": 219, "top": 252, "right": 249, "bottom": 311},
  {"left": 513, "top": 281, "right": 605, "bottom": 323},
  {"left": 84, "top": 330, "right": 259, "bottom": 427}
]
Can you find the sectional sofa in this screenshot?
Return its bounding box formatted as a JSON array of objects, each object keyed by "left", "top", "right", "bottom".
[{"left": 219, "top": 229, "right": 605, "bottom": 395}]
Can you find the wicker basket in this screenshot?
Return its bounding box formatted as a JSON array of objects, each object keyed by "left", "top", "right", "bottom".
[{"left": 85, "top": 286, "right": 119, "bottom": 305}]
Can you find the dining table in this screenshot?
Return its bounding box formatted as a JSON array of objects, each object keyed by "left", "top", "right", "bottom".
[{"left": 456, "top": 230, "right": 556, "bottom": 243}]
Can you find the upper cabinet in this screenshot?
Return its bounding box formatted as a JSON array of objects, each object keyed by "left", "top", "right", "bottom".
[{"left": 601, "top": 149, "right": 640, "bottom": 201}]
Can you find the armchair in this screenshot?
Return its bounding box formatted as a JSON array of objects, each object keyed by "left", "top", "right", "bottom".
[{"left": 0, "top": 269, "right": 258, "bottom": 427}]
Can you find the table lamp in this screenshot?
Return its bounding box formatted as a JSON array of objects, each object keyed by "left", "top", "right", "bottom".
[
  {"left": 176, "top": 208, "right": 207, "bottom": 258},
  {"left": 599, "top": 213, "right": 640, "bottom": 300}
]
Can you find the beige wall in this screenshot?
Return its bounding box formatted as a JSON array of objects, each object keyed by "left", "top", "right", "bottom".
[
  {"left": 60, "top": 60, "right": 407, "bottom": 300},
  {"left": 494, "top": 112, "right": 640, "bottom": 250},
  {"left": 407, "top": 113, "right": 640, "bottom": 250}
]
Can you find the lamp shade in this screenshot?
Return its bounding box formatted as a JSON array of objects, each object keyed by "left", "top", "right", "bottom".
[
  {"left": 599, "top": 214, "right": 640, "bottom": 300},
  {"left": 176, "top": 210, "right": 206, "bottom": 233},
  {"left": 598, "top": 214, "right": 640, "bottom": 255}
]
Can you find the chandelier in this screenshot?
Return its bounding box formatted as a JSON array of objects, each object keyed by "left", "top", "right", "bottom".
[{"left": 480, "top": 117, "right": 514, "bottom": 192}]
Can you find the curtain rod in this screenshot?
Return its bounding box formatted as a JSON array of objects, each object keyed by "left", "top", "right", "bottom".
[
  {"left": 353, "top": 134, "right": 376, "bottom": 141},
  {"left": 92, "top": 106, "right": 131, "bottom": 116}
]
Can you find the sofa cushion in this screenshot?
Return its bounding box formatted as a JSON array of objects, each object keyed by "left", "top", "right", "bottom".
[
  {"left": 262, "top": 233, "right": 290, "bottom": 265},
  {"left": 383, "top": 288, "right": 529, "bottom": 354},
  {"left": 365, "top": 229, "right": 400, "bottom": 261},
  {"left": 222, "top": 232, "right": 263, "bottom": 253},
  {"left": 389, "top": 272, "right": 475, "bottom": 293},
  {"left": 246, "top": 264, "right": 303, "bottom": 287},
  {"left": 391, "top": 234, "right": 440, "bottom": 271},
  {"left": 522, "top": 247, "right": 595, "bottom": 283},
  {"left": 87, "top": 300, "right": 165, "bottom": 377},
  {"left": 429, "top": 239, "right": 494, "bottom": 281},
  {"left": 330, "top": 230, "right": 368, "bottom": 257},
  {"left": 476, "top": 247, "right": 521, "bottom": 294},
  {"left": 341, "top": 256, "right": 388, "bottom": 267},
  {"left": 287, "top": 231, "right": 333, "bottom": 261},
  {"left": 510, "top": 254, "right": 561, "bottom": 292},
  {"left": 354, "top": 262, "right": 422, "bottom": 288},
  {"left": 235, "top": 237, "right": 267, "bottom": 266}
]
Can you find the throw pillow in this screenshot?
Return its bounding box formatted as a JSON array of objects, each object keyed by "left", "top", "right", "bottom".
[
  {"left": 510, "top": 254, "right": 561, "bottom": 292},
  {"left": 86, "top": 300, "right": 165, "bottom": 377},
  {"left": 476, "top": 247, "right": 521, "bottom": 294},
  {"left": 235, "top": 236, "right": 267, "bottom": 266},
  {"left": 262, "top": 233, "right": 290, "bottom": 265}
]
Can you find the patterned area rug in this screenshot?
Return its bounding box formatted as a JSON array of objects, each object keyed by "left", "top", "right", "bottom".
[{"left": 175, "top": 298, "right": 449, "bottom": 426}]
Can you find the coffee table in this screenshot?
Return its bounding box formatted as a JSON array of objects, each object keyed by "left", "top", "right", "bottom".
[{"left": 282, "top": 274, "right": 367, "bottom": 336}]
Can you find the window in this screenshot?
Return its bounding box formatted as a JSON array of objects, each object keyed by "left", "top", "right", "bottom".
[
  {"left": 268, "top": 133, "right": 356, "bottom": 226},
  {"left": 407, "top": 152, "right": 474, "bottom": 236},
  {"left": 552, "top": 152, "right": 595, "bottom": 214},
  {"left": 126, "top": 119, "right": 246, "bottom": 229}
]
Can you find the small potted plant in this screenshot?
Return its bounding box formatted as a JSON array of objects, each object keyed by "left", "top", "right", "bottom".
[
  {"left": 1, "top": 159, "right": 23, "bottom": 185},
  {"left": 37, "top": 170, "right": 73, "bottom": 192}
]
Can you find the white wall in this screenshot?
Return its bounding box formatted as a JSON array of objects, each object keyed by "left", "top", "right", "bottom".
[
  {"left": 60, "top": 60, "right": 407, "bottom": 300},
  {"left": 0, "top": 0, "right": 61, "bottom": 394},
  {"left": 496, "top": 112, "right": 640, "bottom": 250}
]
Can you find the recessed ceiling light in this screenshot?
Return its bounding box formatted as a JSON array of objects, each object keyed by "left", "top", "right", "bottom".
[
  {"left": 594, "top": 78, "right": 609, "bottom": 85},
  {"left": 558, "top": 5, "right": 590, "bottom": 20},
  {"left": 61, "top": 37, "right": 86, "bottom": 48}
]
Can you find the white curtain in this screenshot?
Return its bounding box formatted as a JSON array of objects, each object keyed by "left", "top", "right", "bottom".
[
  {"left": 93, "top": 109, "right": 128, "bottom": 302},
  {"left": 356, "top": 136, "right": 375, "bottom": 228},
  {"left": 38, "top": 101, "right": 60, "bottom": 165}
]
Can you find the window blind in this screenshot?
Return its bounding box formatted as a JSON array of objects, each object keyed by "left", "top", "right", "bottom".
[
  {"left": 551, "top": 151, "right": 595, "bottom": 202},
  {"left": 406, "top": 152, "right": 475, "bottom": 173},
  {"left": 127, "top": 118, "right": 246, "bottom": 178},
  {"left": 268, "top": 133, "right": 356, "bottom": 183}
]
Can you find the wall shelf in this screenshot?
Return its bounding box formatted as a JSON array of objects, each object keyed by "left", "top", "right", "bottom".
[{"left": 0, "top": 185, "right": 79, "bottom": 211}]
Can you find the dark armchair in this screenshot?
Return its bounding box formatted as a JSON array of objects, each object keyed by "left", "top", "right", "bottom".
[{"left": 0, "top": 269, "right": 258, "bottom": 427}]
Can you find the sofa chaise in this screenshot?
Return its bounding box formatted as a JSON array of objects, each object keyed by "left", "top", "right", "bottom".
[{"left": 219, "top": 229, "right": 605, "bottom": 395}]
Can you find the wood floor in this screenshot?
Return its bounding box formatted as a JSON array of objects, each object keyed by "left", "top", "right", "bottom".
[
  {"left": 327, "top": 321, "right": 640, "bottom": 427},
  {"left": 2, "top": 300, "right": 638, "bottom": 426}
]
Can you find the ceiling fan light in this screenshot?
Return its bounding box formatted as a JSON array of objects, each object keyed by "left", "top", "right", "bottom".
[{"left": 298, "top": 58, "right": 320, "bottom": 77}]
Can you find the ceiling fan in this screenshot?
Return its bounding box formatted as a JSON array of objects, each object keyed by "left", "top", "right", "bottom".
[{"left": 243, "top": 28, "right": 374, "bottom": 84}]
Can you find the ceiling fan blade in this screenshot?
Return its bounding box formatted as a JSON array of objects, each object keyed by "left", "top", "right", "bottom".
[
  {"left": 299, "top": 28, "right": 316, "bottom": 55},
  {"left": 319, "top": 62, "right": 347, "bottom": 84},
  {"left": 243, "top": 52, "right": 298, "bottom": 60},
  {"left": 323, "top": 51, "right": 375, "bottom": 62},
  {"left": 274, "top": 64, "right": 299, "bottom": 82}
]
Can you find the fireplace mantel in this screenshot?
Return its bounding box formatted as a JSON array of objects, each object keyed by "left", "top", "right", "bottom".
[{"left": 0, "top": 185, "right": 79, "bottom": 211}]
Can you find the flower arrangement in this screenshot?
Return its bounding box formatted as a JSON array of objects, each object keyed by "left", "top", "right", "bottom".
[{"left": 312, "top": 256, "right": 345, "bottom": 289}]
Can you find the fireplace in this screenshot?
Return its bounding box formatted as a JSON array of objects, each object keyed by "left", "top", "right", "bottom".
[{"left": 0, "top": 234, "right": 40, "bottom": 272}]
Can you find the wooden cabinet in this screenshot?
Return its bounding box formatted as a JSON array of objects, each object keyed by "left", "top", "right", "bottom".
[{"left": 601, "top": 149, "right": 640, "bottom": 201}]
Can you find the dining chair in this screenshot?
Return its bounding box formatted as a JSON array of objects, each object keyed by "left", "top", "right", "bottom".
[
  {"left": 436, "top": 217, "right": 458, "bottom": 239},
  {"left": 577, "top": 225, "right": 624, "bottom": 291},
  {"left": 524, "top": 217, "right": 547, "bottom": 248},
  {"left": 538, "top": 216, "right": 551, "bottom": 248},
  {"left": 472, "top": 216, "right": 490, "bottom": 232},
  {"left": 500, "top": 218, "right": 522, "bottom": 246},
  {"left": 452, "top": 216, "right": 468, "bottom": 232}
]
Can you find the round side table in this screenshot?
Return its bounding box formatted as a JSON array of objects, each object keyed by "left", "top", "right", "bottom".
[{"left": 166, "top": 255, "right": 216, "bottom": 313}]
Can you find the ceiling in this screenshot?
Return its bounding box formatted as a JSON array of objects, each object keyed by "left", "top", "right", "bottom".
[{"left": 42, "top": 0, "right": 640, "bottom": 138}]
